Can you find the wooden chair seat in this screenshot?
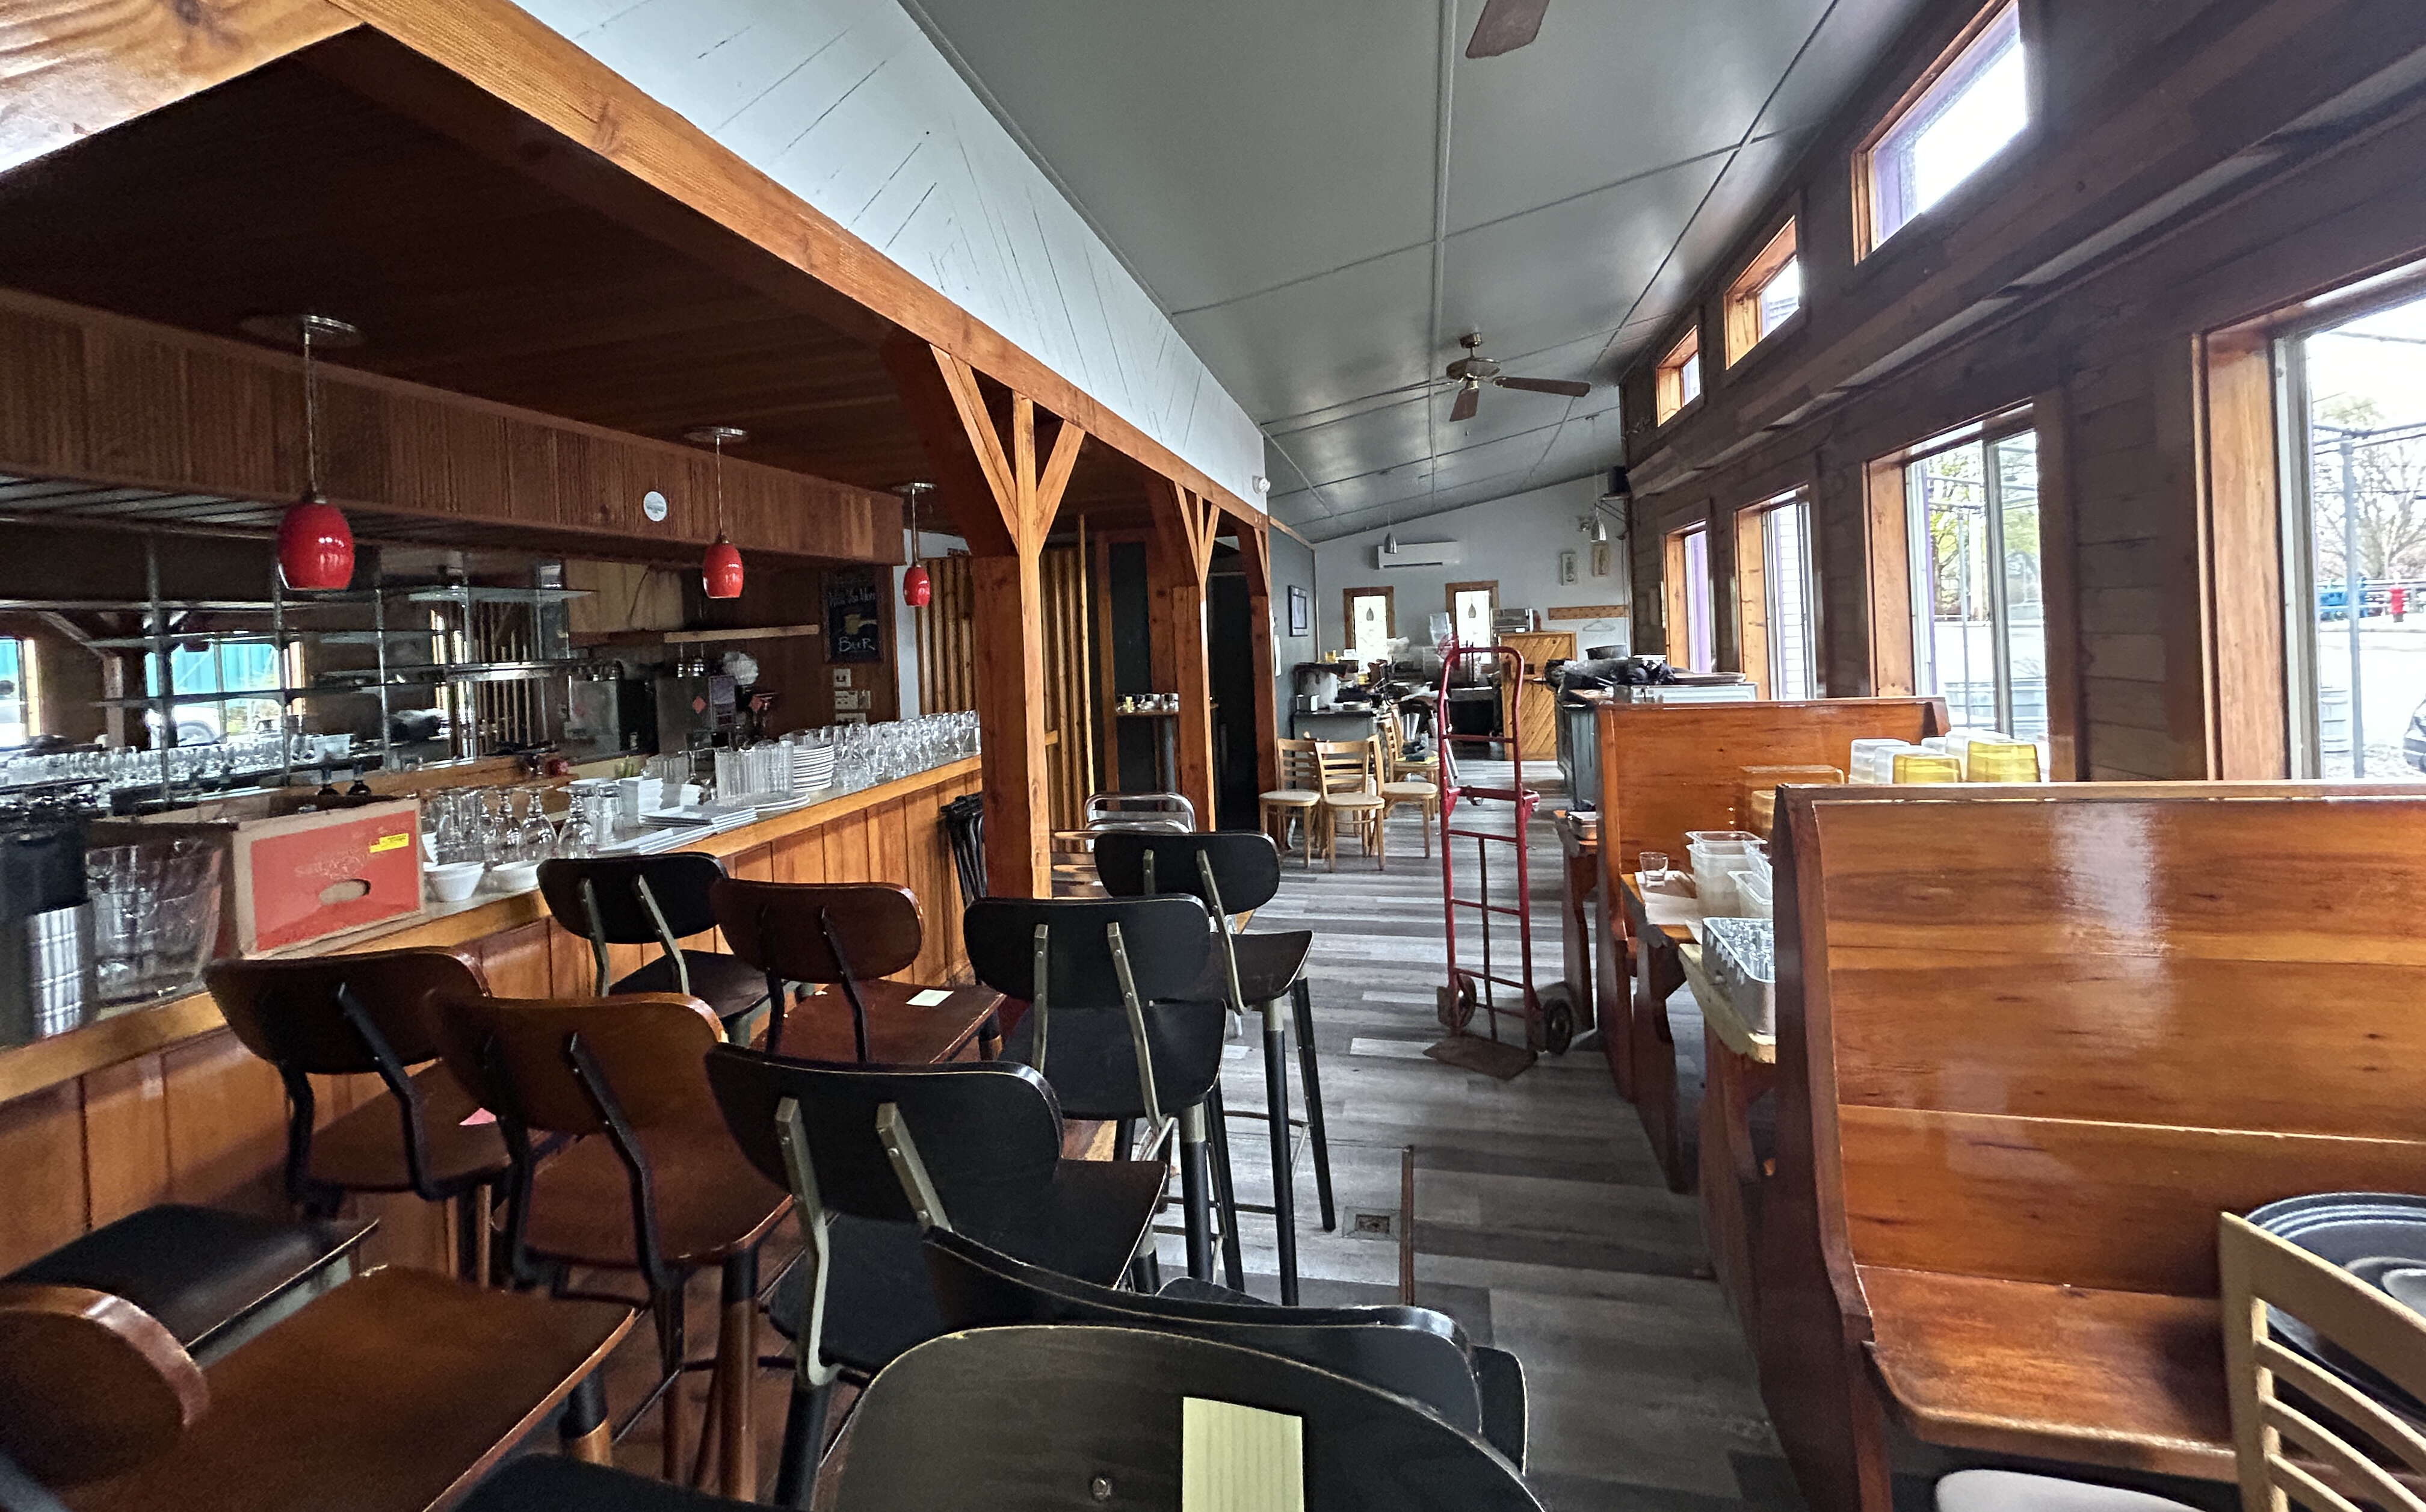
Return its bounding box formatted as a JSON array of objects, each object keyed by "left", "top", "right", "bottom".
[
  {"left": 775, "top": 980, "right": 1001, "bottom": 1064},
  {"left": 610, "top": 949, "right": 769, "bottom": 1027},
  {"left": 1259, "top": 788, "right": 1319, "bottom": 806},
  {"left": 1378, "top": 780, "right": 1435, "bottom": 798},
  {"left": 305, "top": 1066, "right": 511, "bottom": 1194},
  {"left": 60, "top": 1268, "right": 631, "bottom": 1512},
  {"left": 1185, "top": 928, "right": 1313, "bottom": 1007},
  {"left": 519, "top": 1117, "right": 791, "bottom": 1271},
  {"left": 1858, "top": 1265, "right": 2231, "bottom": 1480},
  {"left": 1323, "top": 792, "right": 1383, "bottom": 810}
]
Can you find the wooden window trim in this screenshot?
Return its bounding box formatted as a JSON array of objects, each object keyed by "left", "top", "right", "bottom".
[
  {"left": 1734, "top": 507, "right": 1771, "bottom": 696},
  {"left": 1443, "top": 579, "right": 1499, "bottom": 625},
  {"left": 1653, "top": 327, "right": 1703, "bottom": 427},
  {"left": 1342, "top": 585, "right": 1396, "bottom": 653},
  {"left": 1852, "top": 0, "right": 2023, "bottom": 262},
  {"left": 1724, "top": 219, "right": 1802, "bottom": 368}
]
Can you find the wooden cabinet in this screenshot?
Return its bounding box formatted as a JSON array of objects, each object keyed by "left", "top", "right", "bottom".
[{"left": 1499, "top": 631, "right": 1574, "bottom": 762}]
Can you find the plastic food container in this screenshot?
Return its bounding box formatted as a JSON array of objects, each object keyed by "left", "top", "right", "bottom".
[
  {"left": 1686, "top": 830, "right": 1761, "bottom": 914},
  {"left": 1735, "top": 869, "right": 1774, "bottom": 919},
  {"left": 1847, "top": 739, "right": 1905, "bottom": 783},
  {"left": 1963, "top": 741, "right": 2043, "bottom": 782},
  {"left": 1891, "top": 750, "right": 1964, "bottom": 783}
]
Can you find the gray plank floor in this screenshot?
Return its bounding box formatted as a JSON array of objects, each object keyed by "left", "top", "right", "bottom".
[{"left": 1141, "top": 786, "right": 1802, "bottom": 1512}]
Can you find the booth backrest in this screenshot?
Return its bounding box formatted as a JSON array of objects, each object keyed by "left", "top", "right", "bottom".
[
  {"left": 1778, "top": 781, "right": 2426, "bottom": 1298},
  {"left": 1593, "top": 698, "right": 1949, "bottom": 872}
]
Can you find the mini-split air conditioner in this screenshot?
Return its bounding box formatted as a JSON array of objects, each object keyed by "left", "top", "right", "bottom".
[{"left": 1374, "top": 540, "right": 1463, "bottom": 569}]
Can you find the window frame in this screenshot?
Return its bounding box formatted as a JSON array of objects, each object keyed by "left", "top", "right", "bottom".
[
  {"left": 1853, "top": 0, "right": 2029, "bottom": 261},
  {"left": 1902, "top": 410, "right": 2042, "bottom": 735},
  {"left": 1341, "top": 585, "right": 1397, "bottom": 663},
  {"left": 1663, "top": 522, "right": 1715, "bottom": 672},
  {"left": 1653, "top": 326, "right": 1704, "bottom": 427},
  {"left": 1736, "top": 491, "right": 1819, "bottom": 699},
  {"left": 1724, "top": 220, "right": 1803, "bottom": 368},
  {"left": 1443, "top": 580, "right": 1500, "bottom": 647},
  {"left": 0, "top": 636, "right": 29, "bottom": 747}
]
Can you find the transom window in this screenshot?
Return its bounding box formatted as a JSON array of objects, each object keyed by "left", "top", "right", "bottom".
[
  {"left": 1725, "top": 221, "right": 1802, "bottom": 365},
  {"left": 1860, "top": 1, "right": 2028, "bottom": 254},
  {"left": 1655, "top": 329, "right": 1703, "bottom": 425}
]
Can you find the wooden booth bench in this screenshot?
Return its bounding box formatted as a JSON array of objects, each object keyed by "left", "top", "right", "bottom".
[
  {"left": 1590, "top": 697, "right": 1949, "bottom": 1194},
  {"left": 1756, "top": 781, "right": 2426, "bottom": 1512}
]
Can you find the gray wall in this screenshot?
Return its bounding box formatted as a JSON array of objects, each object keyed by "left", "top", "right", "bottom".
[
  {"left": 1267, "top": 528, "right": 1317, "bottom": 736},
  {"left": 1310, "top": 477, "right": 1631, "bottom": 656}
]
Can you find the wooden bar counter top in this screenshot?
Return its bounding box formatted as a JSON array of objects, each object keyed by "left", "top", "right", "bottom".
[{"left": 0, "top": 754, "right": 982, "bottom": 1277}]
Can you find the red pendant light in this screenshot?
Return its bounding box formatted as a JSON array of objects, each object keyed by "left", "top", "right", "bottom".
[
  {"left": 687, "top": 425, "right": 748, "bottom": 599},
  {"left": 896, "top": 482, "right": 936, "bottom": 608},
  {"left": 254, "top": 313, "right": 361, "bottom": 591}
]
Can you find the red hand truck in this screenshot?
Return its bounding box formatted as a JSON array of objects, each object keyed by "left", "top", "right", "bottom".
[{"left": 1433, "top": 644, "right": 1575, "bottom": 1057}]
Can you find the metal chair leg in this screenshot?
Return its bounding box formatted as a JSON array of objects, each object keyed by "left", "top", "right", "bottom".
[
  {"left": 1206, "top": 1085, "right": 1245, "bottom": 1291},
  {"left": 559, "top": 1373, "right": 612, "bottom": 1463},
  {"left": 1178, "top": 1105, "right": 1215, "bottom": 1282},
  {"left": 1291, "top": 978, "right": 1338, "bottom": 1232},
  {"left": 1262, "top": 999, "right": 1301, "bottom": 1303},
  {"left": 715, "top": 1251, "right": 759, "bottom": 1499},
  {"left": 772, "top": 1376, "right": 832, "bottom": 1508},
  {"left": 653, "top": 1284, "right": 688, "bottom": 1481}
]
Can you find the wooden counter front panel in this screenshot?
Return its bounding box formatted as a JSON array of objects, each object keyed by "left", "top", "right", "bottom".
[{"left": 0, "top": 765, "right": 982, "bottom": 1277}]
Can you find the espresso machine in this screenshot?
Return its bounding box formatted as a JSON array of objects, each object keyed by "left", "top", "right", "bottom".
[{"left": 653, "top": 659, "right": 740, "bottom": 751}]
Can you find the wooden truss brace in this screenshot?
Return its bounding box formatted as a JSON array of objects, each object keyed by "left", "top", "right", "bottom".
[
  {"left": 1153, "top": 478, "right": 1222, "bottom": 586},
  {"left": 933, "top": 347, "right": 1084, "bottom": 557}
]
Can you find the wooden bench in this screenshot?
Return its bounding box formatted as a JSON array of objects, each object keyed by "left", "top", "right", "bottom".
[
  {"left": 1761, "top": 781, "right": 2426, "bottom": 1512},
  {"left": 1590, "top": 697, "right": 1948, "bottom": 1191}
]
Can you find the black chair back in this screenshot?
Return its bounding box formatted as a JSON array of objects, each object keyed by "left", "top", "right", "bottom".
[
  {"left": 208, "top": 948, "right": 481, "bottom": 1074},
  {"left": 536, "top": 854, "right": 723, "bottom": 944},
  {"left": 711, "top": 879, "right": 924, "bottom": 983},
  {"left": 961, "top": 895, "right": 1213, "bottom": 1008},
  {"left": 1090, "top": 830, "right": 1283, "bottom": 914},
  {"left": 825, "top": 1325, "right": 1539, "bottom": 1511},
  {"left": 920, "top": 1229, "right": 1484, "bottom": 1435},
  {"left": 705, "top": 1045, "right": 1063, "bottom": 1227}
]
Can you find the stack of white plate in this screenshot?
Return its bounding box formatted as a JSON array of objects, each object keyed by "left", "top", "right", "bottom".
[{"left": 791, "top": 742, "right": 836, "bottom": 790}]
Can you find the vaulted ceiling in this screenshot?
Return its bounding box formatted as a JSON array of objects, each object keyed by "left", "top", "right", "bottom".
[{"left": 902, "top": 0, "right": 1932, "bottom": 540}]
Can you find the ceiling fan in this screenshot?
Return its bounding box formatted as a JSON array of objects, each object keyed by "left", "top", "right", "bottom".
[
  {"left": 1465, "top": 0, "right": 1551, "bottom": 58},
  {"left": 1445, "top": 332, "right": 1591, "bottom": 421}
]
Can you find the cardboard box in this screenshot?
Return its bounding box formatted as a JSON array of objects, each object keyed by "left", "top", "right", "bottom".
[{"left": 93, "top": 798, "right": 424, "bottom": 957}]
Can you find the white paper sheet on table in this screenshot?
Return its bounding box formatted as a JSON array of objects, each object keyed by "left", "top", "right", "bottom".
[{"left": 907, "top": 989, "right": 952, "bottom": 1007}]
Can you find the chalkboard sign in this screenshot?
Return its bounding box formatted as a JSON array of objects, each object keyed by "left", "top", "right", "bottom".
[{"left": 824, "top": 566, "right": 884, "bottom": 663}]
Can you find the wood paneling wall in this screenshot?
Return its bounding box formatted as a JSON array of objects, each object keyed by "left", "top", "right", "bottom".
[
  {"left": 916, "top": 548, "right": 1094, "bottom": 829},
  {"left": 0, "top": 287, "right": 901, "bottom": 565},
  {"left": 1619, "top": 0, "right": 2426, "bottom": 781},
  {"left": 0, "top": 762, "right": 980, "bottom": 1280}
]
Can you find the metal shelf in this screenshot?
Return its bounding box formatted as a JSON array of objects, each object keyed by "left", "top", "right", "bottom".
[{"left": 397, "top": 585, "right": 588, "bottom": 606}]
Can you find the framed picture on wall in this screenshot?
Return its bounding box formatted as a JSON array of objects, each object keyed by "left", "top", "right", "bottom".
[{"left": 1286, "top": 584, "right": 1310, "bottom": 637}]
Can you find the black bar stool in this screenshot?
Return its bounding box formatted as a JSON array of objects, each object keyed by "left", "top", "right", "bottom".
[
  {"left": 820, "top": 1324, "right": 1541, "bottom": 1511},
  {"left": 921, "top": 1227, "right": 1527, "bottom": 1466},
  {"left": 962, "top": 895, "right": 1231, "bottom": 1285},
  {"left": 710, "top": 878, "right": 1001, "bottom": 1061},
  {"left": 433, "top": 990, "right": 792, "bottom": 1499},
  {"left": 536, "top": 855, "right": 770, "bottom": 1031},
  {"left": 1091, "top": 830, "right": 1339, "bottom": 1303},
  {"left": 704, "top": 1043, "right": 1167, "bottom": 1507},
  {"left": 206, "top": 948, "right": 513, "bottom": 1282}
]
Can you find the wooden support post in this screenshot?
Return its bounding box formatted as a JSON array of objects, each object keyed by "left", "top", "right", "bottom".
[
  {"left": 1149, "top": 479, "right": 1221, "bottom": 828},
  {"left": 883, "top": 336, "right": 1082, "bottom": 896},
  {"left": 1236, "top": 520, "right": 1282, "bottom": 797}
]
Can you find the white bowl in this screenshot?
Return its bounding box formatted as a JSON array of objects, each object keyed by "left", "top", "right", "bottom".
[
  {"left": 426, "top": 862, "right": 486, "bottom": 903},
  {"left": 485, "top": 860, "right": 544, "bottom": 894}
]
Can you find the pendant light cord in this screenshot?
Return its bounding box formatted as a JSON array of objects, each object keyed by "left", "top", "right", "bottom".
[
  {"left": 713, "top": 433, "right": 726, "bottom": 535},
  {"left": 301, "top": 322, "right": 322, "bottom": 497}
]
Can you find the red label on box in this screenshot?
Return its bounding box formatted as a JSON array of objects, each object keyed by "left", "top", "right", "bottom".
[{"left": 244, "top": 809, "right": 423, "bottom": 951}]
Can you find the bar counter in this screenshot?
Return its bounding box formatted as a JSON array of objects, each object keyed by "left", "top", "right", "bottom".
[{"left": 0, "top": 753, "right": 981, "bottom": 1276}]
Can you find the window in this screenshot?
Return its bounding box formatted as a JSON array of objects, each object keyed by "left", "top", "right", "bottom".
[
  {"left": 1906, "top": 415, "right": 2046, "bottom": 756},
  {"left": 1343, "top": 587, "right": 1395, "bottom": 665},
  {"left": 144, "top": 639, "right": 291, "bottom": 744},
  {"left": 1654, "top": 328, "right": 1703, "bottom": 425},
  {"left": 1445, "top": 581, "right": 1498, "bottom": 647},
  {"left": 2279, "top": 283, "right": 2426, "bottom": 780},
  {"left": 1736, "top": 493, "right": 1818, "bottom": 699},
  {"left": 1859, "top": 2, "right": 2027, "bottom": 254},
  {"left": 1664, "top": 523, "right": 1714, "bottom": 671},
  {"left": 0, "top": 638, "right": 27, "bottom": 747},
  {"left": 1724, "top": 221, "right": 1802, "bottom": 365}
]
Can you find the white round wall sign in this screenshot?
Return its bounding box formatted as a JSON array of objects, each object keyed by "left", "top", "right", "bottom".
[{"left": 641, "top": 489, "right": 670, "bottom": 523}]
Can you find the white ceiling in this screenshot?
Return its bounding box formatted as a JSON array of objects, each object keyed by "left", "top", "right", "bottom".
[{"left": 899, "top": 0, "right": 1932, "bottom": 540}]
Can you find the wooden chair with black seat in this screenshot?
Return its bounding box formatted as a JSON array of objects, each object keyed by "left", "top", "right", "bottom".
[
  {"left": 702, "top": 1044, "right": 1167, "bottom": 1508},
  {"left": 536, "top": 855, "right": 770, "bottom": 1032},
  {"left": 1091, "top": 830, "right": 1339, "bottom": 1303},
  {"left": 0, "top": 1268, "right": 632, "bottom": 1512},
  {"left": 819, "top": 1324, "right": 1541, "bottom": 1510},
  {"left": 432, "top": 990, "right": 791, "bottom": 1502},
  {"left": 206, "top": 948, "right": 514, "bottom": 1282},
  {"left": 1259, "top": 736, "right": 1324, "bottom": 863},
  {"left": 921, "top": 1226, "right": 1526, "bottom": 1467},
  {"left": 1312, "top": 737, "right": 1386, "bottom": 869},
  {"left": 709, "top": 879, "right": 1002, "bottom": 1063},
  {"left": 963, "top": 895, "right": 1235, "bottom": 1287}
]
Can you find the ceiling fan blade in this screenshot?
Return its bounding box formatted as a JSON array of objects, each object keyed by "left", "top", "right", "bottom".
[
  {"left": 1495, "top": 375, "right": 1592, "bottom": 398},
  {"left": 1465, "top": 0, "right": 1549, "bottom": 58},
  {"left": 1450, "top": 383, "right": 1481, "bottom": 422}
]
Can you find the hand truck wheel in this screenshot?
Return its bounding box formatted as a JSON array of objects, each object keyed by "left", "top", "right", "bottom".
[{"left": 1536, "top": 988, "right": 1576, "bottom": 1056}]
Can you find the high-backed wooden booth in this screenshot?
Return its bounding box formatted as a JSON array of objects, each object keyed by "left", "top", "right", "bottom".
[
  {"left": 1758, "top": 781, "right": 2426, "bottom": 1512},
  {"left": 1591, "top": 697, "right": 1948, "bottom": 1187}
]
